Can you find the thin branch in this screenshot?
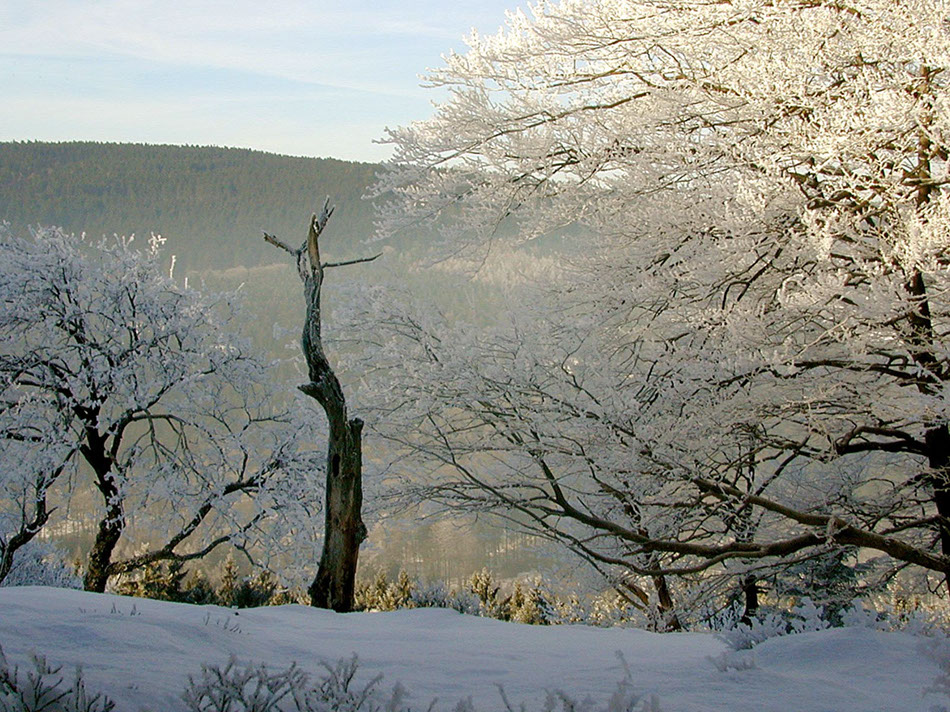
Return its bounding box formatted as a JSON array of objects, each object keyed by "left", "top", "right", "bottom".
[
  {"left": 323, "top": 253, "right": 383, "bottom": 269},
  {"left": 262, "top": 232, "right": 297, "bottom": 256}
]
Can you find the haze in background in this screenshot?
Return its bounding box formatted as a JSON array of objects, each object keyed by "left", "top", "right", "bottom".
[
  {"left": 0, "top": 140, "right": 554, "bottom": 586},
  {"left": 0, "top": 0, "right": 520, "bottom": 162}
]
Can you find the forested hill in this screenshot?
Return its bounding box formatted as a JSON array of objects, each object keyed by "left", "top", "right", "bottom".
[{"left": 0, "top": 141, "right": 384, "bottom": 272}]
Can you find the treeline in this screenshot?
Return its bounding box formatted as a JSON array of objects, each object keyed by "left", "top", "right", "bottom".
[
  {"left": 118, "top": 561, "right": 944, "bottom": 639},
  {"left": 0, "top": 141, "right": 385, "bottom": 272}
]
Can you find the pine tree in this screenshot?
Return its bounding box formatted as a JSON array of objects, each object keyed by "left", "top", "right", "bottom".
[{"left": 219, "top": 555, "right": 239, "bottom": 607}]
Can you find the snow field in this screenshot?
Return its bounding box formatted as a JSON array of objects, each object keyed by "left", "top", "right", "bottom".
[{"left": 0, "top": 586, "right": 942, "bottom": 711}]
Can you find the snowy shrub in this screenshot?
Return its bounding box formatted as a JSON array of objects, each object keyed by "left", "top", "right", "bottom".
[
  {"left": 408, "top": 580, "right": 480, "bottom": 616},
  {"left": 825, "top": 595, "right": 949, "bottom": 637},
  {"left": 788, "top": 598, "right": 832, "bottom": 634},
  {"left": 861, "top": 589, "right": 950, "bottom": 636},
  {"left": 715, "top": 611, "right": 787, "bottom": 651},
  {"left": 550, "top": 594, "right": 590, "bottom": 625},
  {"left": 356, "top": 570, "right": 491, "bottom": 617},
  {"left": 308, "top": 657, "right": 407, "bottom": 712},
  {"left": 359, "top": 569, "right": 580, "bottom": 625},
  {"left": 116, "top": 560, "right": 192, "bottom": 602},
  {"left": 182, "top": 657, "right": 309, "bottom": 712},
  {"left": 505, "top": 653, "right": 662, "bottom": 712},
  {"left": 898, "top": 610, "right": 950, "bottom": 638},
  {"left": 183, "top": 654, "right": 662, "bottom": 712},
  {"left": 405, "top": 579, "right": 450, "bottom": 609},
  {"left": 462, "top": 571, "right": 556, "bottom": 623},
  {"left": 586, "top": 593, "right": 642, "bottom": 629},
  {"left": 717, "top": 599, "right": 830, "bottom": 651},
  {"left": 351, "top": 568, "right": 948, "bottom": 636},
  {"left": 838, "top": 604, "right": 890, "bottom": 631},
  {"left": 0, "top": 541, "right": 80, "bottom": 590},
  {"left": 183, "top": 655, "right": 408, "bottom": 712},
  {"left": 0, "top": 645, "right": 114, "bottom": 712},
  {"left": 706, "top": 651, "right": 757, "bottom": 673}
]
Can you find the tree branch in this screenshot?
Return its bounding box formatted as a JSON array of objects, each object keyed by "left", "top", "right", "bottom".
[
  {"left": 262, "top": 232, "right": 297, "bottom": 255},
  {"left": 323, "top": 253, "right": 383, "bottom": 269}
]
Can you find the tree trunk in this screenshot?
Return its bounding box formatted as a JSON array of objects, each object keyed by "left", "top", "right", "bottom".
[
  {"left": 739, "top": 575, "right": 759, "bottom": 625},
  {"left": 264, "top": 200, "right": 370, "bottom": 612},
  {"left": 651, "top": 571, "right": 682, "bottom": 632},
  {"left": 925, "top": 425, "right": 950, "bottom": 597},
  {"left": 84, "top": 500, "right": 124, "bottom": 593},
  {"left": 81, "top": 425, "right": 125, "bottom": 593},
  {"left": 909, "top": 66, "right": 950, "bottom": 595},
  {"left": 307, "top": 413, "right": 366, "bottom": 609},
  {"left": 905, "top": 268, "right": 950, "bottom": 595}
]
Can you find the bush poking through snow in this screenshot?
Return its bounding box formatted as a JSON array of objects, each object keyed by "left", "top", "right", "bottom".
[
  {"left": 310, "top": 657, "right": 406, "bottom": 712},
  {"left": 182, "top": 657, "right": 309, "bottom": 712},
  {"left": 182, "top": 655, "right": 408, "bottom": 712},
  {"left": 0, "top": 644, "right": 114, "bottom": 712},
  {"left": 531, "top": 653, "right": 662, "bottom": 712},
  {"left": 0, "top": 542, "right": 81, "bottom": 590},
  {"left": 706, "top": 652, "right": 757, "bottom": 674},
  {"left": 183, "top": 654, "right": 661, "bottom": 712},
  {"left": 407, "top": 580, "right": 480, "bottom": 616},
  {"left": 717, "top": 599, "right": 831, "bottom": 651}
]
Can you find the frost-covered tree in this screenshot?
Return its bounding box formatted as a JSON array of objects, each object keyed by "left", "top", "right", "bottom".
[
  {"left": 371, "top": 0, "right": 950, "bottom": 603},
  {"left": 0, "top": 227, "right": 321, "bottom": 591}
]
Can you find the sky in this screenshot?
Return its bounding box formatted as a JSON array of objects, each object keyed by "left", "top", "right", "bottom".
[{"left": 0, "top": 1, "right": 522, "bottom": 163}]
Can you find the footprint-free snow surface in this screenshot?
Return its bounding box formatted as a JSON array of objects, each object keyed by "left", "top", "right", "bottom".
[{"left": 0, "top": 586, "right": 941, "bottom": 710}]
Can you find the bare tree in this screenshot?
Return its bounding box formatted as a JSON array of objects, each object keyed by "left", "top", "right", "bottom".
[{"left": 264, "top": 198, "right": 379, "bottom": 611}]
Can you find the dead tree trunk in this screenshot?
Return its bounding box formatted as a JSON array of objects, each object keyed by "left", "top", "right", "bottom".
[{"left": 264, "top": 198, "right": 376, "bottom": 612}]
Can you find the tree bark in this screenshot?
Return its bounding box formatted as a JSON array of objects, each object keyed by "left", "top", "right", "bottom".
[
  {"left": 84, "top": 497, "right": 124, "bottom": 593},
  {"left": 264, "top": 199, "right": 370, "bottom": 612},
  {"left": 81, "top": 424, "right": 125, "bottom": 593},
  {"left": 651, "top": 570, "right": 682, "bottom": 631},
  {"left": 739, "top": 575, "right": 759, "bottom": 625},
  {"left": 924, "top": 425, "right": 950, "bottom": 597},
  {"left": 306, "top": 411, "right": 365, "bottom": 610}
]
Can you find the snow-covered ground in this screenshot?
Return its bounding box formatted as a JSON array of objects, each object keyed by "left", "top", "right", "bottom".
[{"left": 0, "top": 586, "right": 943, "bottom": 711}]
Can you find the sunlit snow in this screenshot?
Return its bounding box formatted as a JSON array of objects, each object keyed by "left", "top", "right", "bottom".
[{"left": 0, "top": 586, "right": 942, "bottom": 711}]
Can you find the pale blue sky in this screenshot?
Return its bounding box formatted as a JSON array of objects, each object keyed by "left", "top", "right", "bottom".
[{"left": 0, "top": 1, "right": 522, "bottom": 162}]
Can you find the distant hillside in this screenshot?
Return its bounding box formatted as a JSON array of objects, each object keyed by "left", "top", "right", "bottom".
[{"left": 0, "top": 141, "right": 384, "bottom": 272}]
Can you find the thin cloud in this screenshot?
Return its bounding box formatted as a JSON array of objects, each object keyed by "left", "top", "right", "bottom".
[
  {"left": 0, "top": 1, "right": 494, "bottom": 96},
  {"left": 0, "top": 0, "right": 521, "bottom": 160}
]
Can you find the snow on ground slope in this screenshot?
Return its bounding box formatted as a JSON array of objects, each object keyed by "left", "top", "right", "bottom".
[{"left": 0, "top": 586, "right": 943, "bottom": 711}]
